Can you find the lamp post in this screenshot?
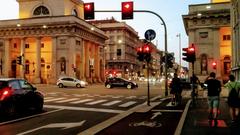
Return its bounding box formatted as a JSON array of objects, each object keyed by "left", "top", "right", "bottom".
[{"left": 177, "top": 33, "right": 181, "bottom": 70}]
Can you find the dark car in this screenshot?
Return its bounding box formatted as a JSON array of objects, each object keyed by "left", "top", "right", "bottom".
[
  {"left": 180, "top": 78, "right": 191, "bottom": 89},
  {"left": 0, "top": 78, "right": 44, "bottom": 117},
  {"left": 105, "top": 77, "right": 138, "bottom": 89}
]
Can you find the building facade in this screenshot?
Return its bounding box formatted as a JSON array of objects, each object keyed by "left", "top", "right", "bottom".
[
  {"left": 183, "top": 1, "right": 231, "bottom": 82},
  {"left": 0, "top": 0, "right": 107, "bottom": 84},
  {"left": 231, "top": 0, "right": 240, "bottom": 80},
  {"left": 90, "top": 18, "right": 141, "bottom": 80}
]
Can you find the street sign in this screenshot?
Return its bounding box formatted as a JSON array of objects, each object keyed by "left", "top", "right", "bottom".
[{"left": 144, "top": 29, "right": 156, "bottom": 41}]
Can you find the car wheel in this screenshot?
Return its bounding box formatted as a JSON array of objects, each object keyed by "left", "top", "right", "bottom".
[
  {"left": 106, "top": 84, "right": 111, "bottom": 89},
  {"left": 58, "top": 83, "right": 64, "bottom": 88},
  {"left": 76, "top": 83, "right": 81, "bottom": 88},
  {"left": 127, "top": 84, "right": 132, "bottom": 89}
]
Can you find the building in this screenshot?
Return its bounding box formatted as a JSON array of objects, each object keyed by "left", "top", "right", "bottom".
[
  {"left": 0, "top": 0, "right": 107, "bottom": 84},
  {"left": 89, "top": 18, "right": 141, "bottom": 80},
  {"left": 183, "top": 1, "right": 231, "bottom": 82},
  {"left": 231, "top": 0, "right": 240, "bottom": 80}
]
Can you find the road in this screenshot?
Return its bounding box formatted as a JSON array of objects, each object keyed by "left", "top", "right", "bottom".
[{"left": 0, "top": 82, "right": 191, "bottom": 135}]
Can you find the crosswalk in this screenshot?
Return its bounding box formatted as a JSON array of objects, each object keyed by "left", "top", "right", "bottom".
[{"left": 44, "top": 96, "right": 140, "bottom": 108}]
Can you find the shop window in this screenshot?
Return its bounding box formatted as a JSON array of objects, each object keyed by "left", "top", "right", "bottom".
[{"left": 223, "top": 35, "right": 231, "bottom": 41}]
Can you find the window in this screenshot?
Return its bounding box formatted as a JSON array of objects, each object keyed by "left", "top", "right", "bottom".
[
  {"left": 72, "top": 9, "right": 78, "bottom": 17},
  {"left": 9, "top": 80, "right": 21, "bottom": 90},
  {"left": 41, "top": 43, "right": 44, "bottom": 48},
  {"left": 33, "top": 6, "right": 50, "bottom": 16},
  {"left": 117, "top": 49, "right": 121, "bottom": 56},
  {"left": 14, "top": 43, "right": 17, "bottom": 48},
  {"left": 25, "top": 44, "right": 29, "bottom": 48},
  {"left": 19, "top": 80, "right": 33, "bottom": 90},
  {"left": 199, "top": 32, "right": 208, "bottom": 38},
  {"left": 223, "top": 35, "right": 231, "bottom": 41}
]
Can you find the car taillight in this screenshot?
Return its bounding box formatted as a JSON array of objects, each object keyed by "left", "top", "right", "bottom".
[{"left": 0, "top": 87, "right": 12, "bottom": 101}]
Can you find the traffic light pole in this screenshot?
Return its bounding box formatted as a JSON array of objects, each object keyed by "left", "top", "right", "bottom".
[
  {"left": 191, "top": 61, "right": 196, "bottom": 107},
  {"left": 95, "top": 10, "right": 168, "bottom": 96}
]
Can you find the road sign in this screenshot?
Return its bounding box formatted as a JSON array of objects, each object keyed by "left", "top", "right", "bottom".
[{"left": 144, "top": 29, "right": 156, "bottom": 41}]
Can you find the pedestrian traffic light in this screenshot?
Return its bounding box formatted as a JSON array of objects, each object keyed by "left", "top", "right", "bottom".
[
  {"left": 182, "top": 45, "right": 196, "bottom": 63},
  {"left": 121, "top": 1, "right": 133, "bottom": 20},
  {"left": 16, "top": 56, "right": 22, "bottom": 65},
  {"left": 84, "top": 3, "right": 94, "bottom": 20},
  {"left": 212, "top": 61, "right": 217, "bottom": 69}
]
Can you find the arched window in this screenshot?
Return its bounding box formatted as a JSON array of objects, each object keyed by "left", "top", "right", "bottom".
[
  {"left": 33, "top": 6, "right": 50, "bottom": 16},
  {"left": 72, "top": 9, "right": 78, "bottom": 17},
  {"left": 25, "top": 60, "right": 30, "bottom": 74}
]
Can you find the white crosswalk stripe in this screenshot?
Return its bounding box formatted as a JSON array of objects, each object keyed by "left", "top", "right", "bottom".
[
  {"left": 118, "top": 101, "right": 137, "bottom": 107},
  {"left": 55, "top": 98, "right": 79, "bottom": 103},
  {"left": 44, "top": 97, "right": 54, "bottom": 100},
  {"left": 44, "top": 97, "right": 66, "bottom": 102},
  {"left": 86, "top": 100, "right": 107, "bottom": 105},
  {"left": 102, "top": 100, "right": 122, "bottom": 106},
  {"left": 70, "top": 99, "right": 94, "bottom": 104}
]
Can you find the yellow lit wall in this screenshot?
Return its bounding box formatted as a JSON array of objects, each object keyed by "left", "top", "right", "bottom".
[
  {"left": 211, "top": 0, "right": 230, "bottom": 3},
  {"left": 219, "top": 27, "right": 231, "bottom": 58}
]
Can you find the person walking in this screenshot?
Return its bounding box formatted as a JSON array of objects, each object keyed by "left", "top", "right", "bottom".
[
  {"left": 170, "top": 73, "right": 182, "bottom": 105},
  {"left": 204, "top": 72, "right": 221, "bottom": 127},
  {"left": 224, "top": 74, "right": 240, "bottom": 124}
]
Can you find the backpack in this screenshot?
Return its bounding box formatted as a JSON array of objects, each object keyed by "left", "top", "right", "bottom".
[{"left": 228, "top": 83, "right": 240, "bottom": 101}]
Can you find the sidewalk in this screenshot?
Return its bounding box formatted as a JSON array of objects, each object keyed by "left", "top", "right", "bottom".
[{"left": 181, "top": 88, "right": 240, "bottom": 135}]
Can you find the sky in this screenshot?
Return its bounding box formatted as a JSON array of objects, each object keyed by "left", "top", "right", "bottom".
[{"left": 0, "top": 0, "right": 210, "bottom": 67}]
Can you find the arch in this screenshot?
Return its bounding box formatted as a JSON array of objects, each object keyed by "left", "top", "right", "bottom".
[
  {"left": 33, "top": 5, "right": 50, "bottom": 16},
  {"left": 60, "top": 57, "right": 66, "bottom": 74},
  {"left": 200, "top": 54, "right": 208, "bottom": 75},
  {"left": 223, "top": 55, "right": 231, "bottom": 74}
]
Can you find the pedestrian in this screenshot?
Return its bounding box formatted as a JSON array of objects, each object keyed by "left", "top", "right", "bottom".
[
  {"left": 170, "top": 73, "right": 182, "bottom": 105},
  {"left": 224, "top": 74, "right": 240, "bottom": 124},
  {"left": 204, "top": 72, "right": 221, "bottom": 127}
]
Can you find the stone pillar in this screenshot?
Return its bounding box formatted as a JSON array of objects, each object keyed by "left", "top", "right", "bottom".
[
  {"left": 20, "top": 38, "right": 26, "bottom": 78},
  {"left": 85, "top": 41, "right": 90, "bottom": 81},
  {"left": 68, "top": 36, "right": 76, "bottom": 77},
  {"left": 34, "top": 37, "right": 41, "bottom": 83},
  {"left": 80, "top": 39, "right": 86, "bottom": 80},
  {"left": 3, "top": 38, "right": 10, "bottom": 77},
  {"left": 212, "top": 28, "right": 221, "bottom": 77},
  {"left": 50, "top": 36, "right": 57, "bottom": 83}
]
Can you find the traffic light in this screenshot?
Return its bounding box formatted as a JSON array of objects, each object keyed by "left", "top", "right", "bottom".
[
  {"left": 121, "top": 1, "right": 133, "bottom": 20},
  {"left": 16, "top": 56, "right": 22, "bottom": 65},
  {"left": 143, "top": 44, "right": 151, "bottom": 62},
  {"left": 212, "top": 61, "right": 217, "bottom": 69},
  {"left": 182, "top": 45, "right": 196, "bottom": 63},
  {"left": 136, "top": 46, "right": 144, "bottom": 61},
  {"left": 84, "top": 3, "right": 94, "bottom": 20},
  {"left": 167, "top": 54, "right": 174, "bottom": 68}
]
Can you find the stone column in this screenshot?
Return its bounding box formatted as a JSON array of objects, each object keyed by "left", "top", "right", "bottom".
[
  {"left": 3, "top": 38, "right": 10, "bottom": 77},
  {"left": 20, "top": 38, "right": 26, "bottom": 78},
  {"left": 34, "top": 37, "right": 41, "bottom": 83},
  {"left": 50, "top": 36, "right": 57, "bottom": 83},
  {"left": 85, "top": 41, "right": 90, "bottom": 81},
  {"left": 212, "top": 28, "right": 221, "bottom": 77},
  {"left": 68, "top": 36, "right": 76, "bottom": 77},
  {"left": 80, "top": 39, "right": 86, "bottom": 80}
]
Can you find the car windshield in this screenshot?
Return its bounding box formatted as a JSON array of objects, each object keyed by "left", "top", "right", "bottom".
[{"left": 0, "top": 81, "right": 8, "bottom": 89}]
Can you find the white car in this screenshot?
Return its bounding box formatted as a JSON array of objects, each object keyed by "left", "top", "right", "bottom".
[{"left": 57, "top": 77, "right": 88, "bottom": 88}]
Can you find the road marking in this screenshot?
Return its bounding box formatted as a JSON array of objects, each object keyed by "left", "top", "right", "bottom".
[
  {"left": 151, "top": 112, "right": 162, "bottom": 119},
  {"left": 44, "top": 105, "right": 124, "bottom": 113},
  {"left": 139, "top": 96, "right": 147, "bottom": 100},
  {"left": 55, "top": 98, "right": 79, "bottom": 103},
  {"left": 44, "top": 97, "right": 66, "bottom": 102},
  {"left": 70, "top": 99, "right": 94, "bottom": 104},
  {"left": 85, "top": 100, "right": 107, "bottom": 105},
  {"left": 0, "top": 109, "right": 63, "bottom": 126},
  {"left": 119, "top": 101, "right": 137, "bottom": 107},
  {"left": 152, "top": 109, "right": 183, "bottom": 113},
  {"left": 102, "top": 100, "right": 122, "bottom": 106},
  {"left": 17, "top": 120, "right": 86, "bottom": 135},
  {"left": 126, "top": 96, "right": 137, "bottom": 99},
  {"left": 112, "top": 96, "right": 123, "bottom": 98},
  {"left": 44, "top": 97, "right": 54, "bottom": 100}
]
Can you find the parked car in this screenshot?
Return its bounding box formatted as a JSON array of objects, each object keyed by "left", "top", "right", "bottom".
[
  {"left": 105, "top": 77, "right": 138, "bottom": 89},
  {"left": 57, "top": 77, "right": 88, "bottom": 88},
  {"left": 0, "top": 78, "right": 44, "bottom": 117}
]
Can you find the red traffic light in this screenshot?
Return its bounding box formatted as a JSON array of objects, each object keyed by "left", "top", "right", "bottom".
[
  {"left": 122, "top": 1, "right": 133, "bottom": 20},
  {"left": 136, "top": 47, "right": 143, "bottom": 52},
  {"left": 143, "top": 44, "right": 151, "bottom": 53},
  {"left": 212, "top": 62, "right": 217, "bottom": 69},
  {"left": 188, "top": 47, "right": 195, "bottom": 52},
  {"left": 84, "top": 3, "right": 94, "bottom": 20}
]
